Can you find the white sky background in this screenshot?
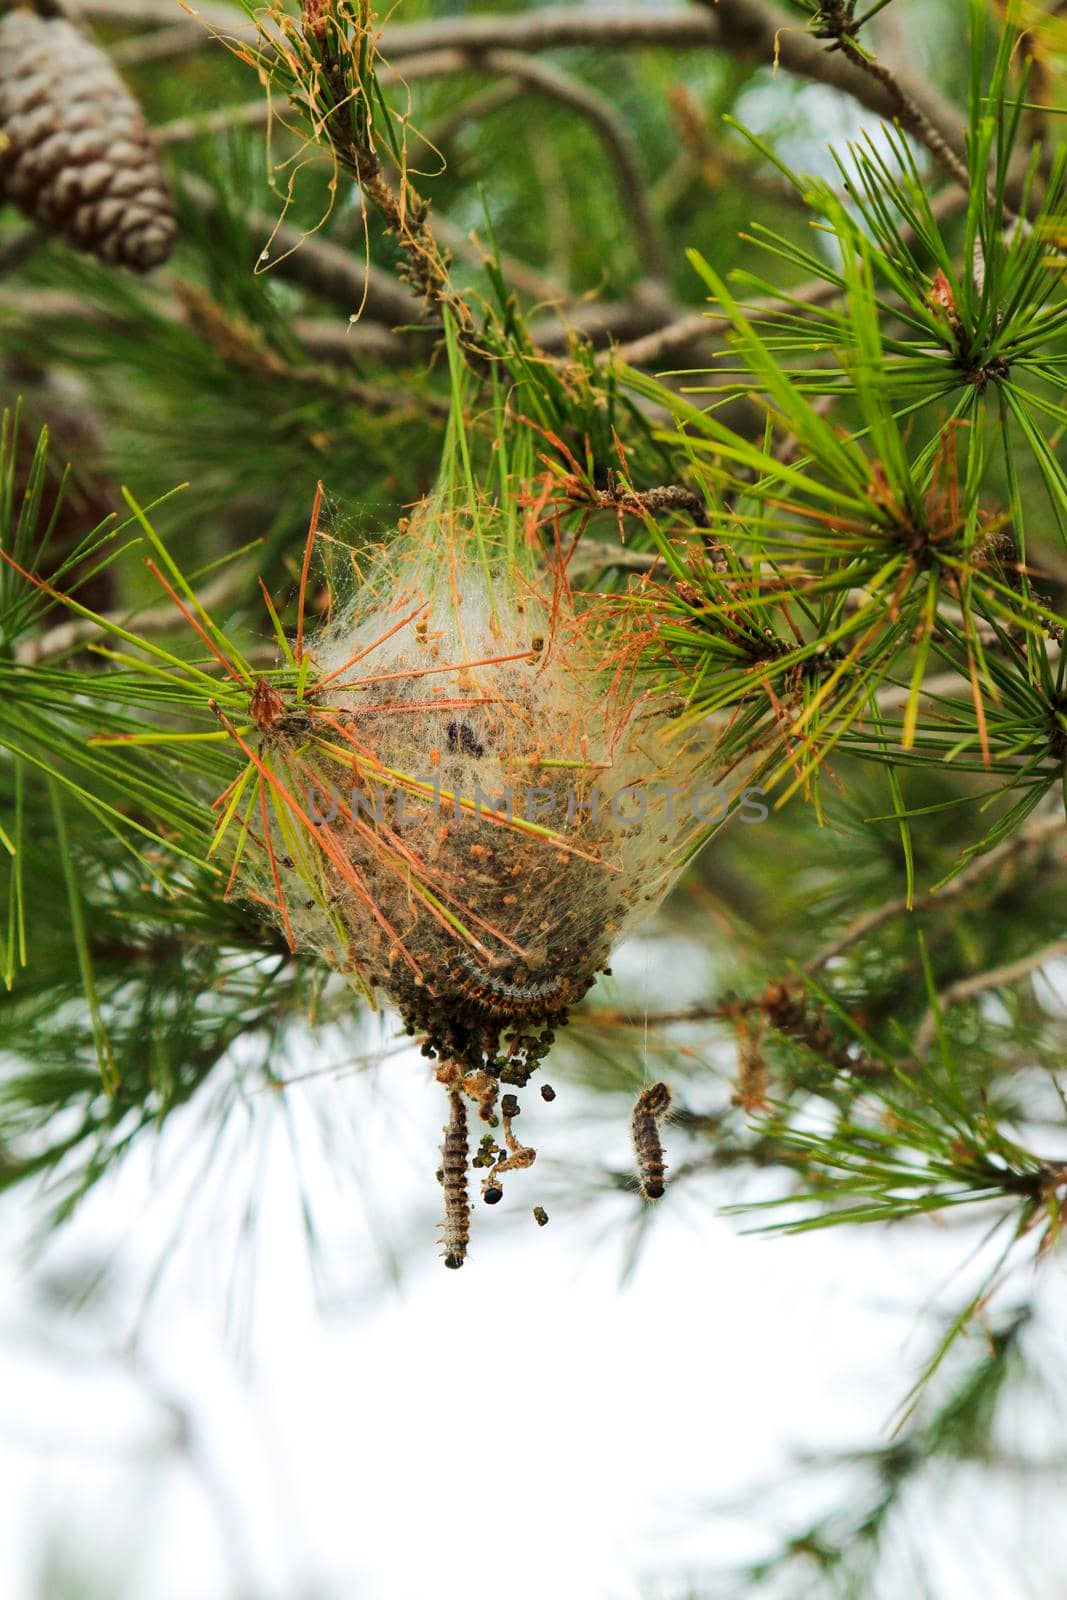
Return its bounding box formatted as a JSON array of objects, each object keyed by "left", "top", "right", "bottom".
[{"left": 4, "top": 25, "right": 1066, "bottom": 1599}]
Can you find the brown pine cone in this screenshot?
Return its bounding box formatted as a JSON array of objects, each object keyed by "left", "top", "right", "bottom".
[{"left": 0, "top": 9, "right": 176, "bottom": 270}]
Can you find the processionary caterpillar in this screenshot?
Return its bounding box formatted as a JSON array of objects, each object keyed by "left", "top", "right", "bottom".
[
  {"left": 452, "top": 950, "right": 571, "bottom": 1018},
  {"left": 631, "top": 1081, "right": 672, "bottom": 1201},
  {"left": 439, "top": 1090, "right": 470, "bottom": 1269}
]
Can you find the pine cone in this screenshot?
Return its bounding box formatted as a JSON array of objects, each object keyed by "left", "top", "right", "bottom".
[{"left": 0, "top": 10, "right": 175, "bottom": 270}]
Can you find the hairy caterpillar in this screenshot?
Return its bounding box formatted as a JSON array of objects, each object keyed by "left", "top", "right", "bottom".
[
  {"left": 439, "top": 1090, "right": 470, "bottom": 1269},
  {"left": 451, "top": 950, "right": 571, "bottom": 1018},
  {"left": 631, "top": 1081, "right": 672, "bottom": 1201}
]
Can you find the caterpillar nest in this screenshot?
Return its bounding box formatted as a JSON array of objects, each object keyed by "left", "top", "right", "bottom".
[{"left": 233, "top": 496, "right": 711, "bottom": 1262}]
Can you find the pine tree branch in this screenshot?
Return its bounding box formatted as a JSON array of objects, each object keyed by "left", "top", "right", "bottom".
[
  {"left": 291, "top": 28, "right": 468, "bottom": 332},
  {"left": 528, "top": 288, "right": 684, "bottom": 352},
  {"left": 155, "top": 94, "right": 571, "bottom": 306},
  {"left": 270, "top": 24, "right": 660, "bottom": 332},
  {"left": 78, "top": 0, "right": 971, "bottom": 190},
  {"left": 289, "top": 315, "right": 423, "bottom": 365},
  {"left": 749, "top": 978, "right": 886, "bottom": 1077},
  {"left": 566, "top": 542, "right": 663, "bottom": 578},
  {"left": 385, "top": 5, "right": 722, "bottom": 55}
]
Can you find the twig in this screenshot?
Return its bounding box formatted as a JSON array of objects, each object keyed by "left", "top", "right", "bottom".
[
  {"left": 530, "top": 287, "right": 678, "bottom": 353},
  {"left": 609, "top": 186, "right": 967, "bottom": 369},
  {"left": 288, "top": 27, "right": 474, "bottom": 334},
  {"left": 609, "top": 277, "right": 843, "bottom": 368},
  {"left": 465, "top": 49, "right": 666, "bottom": 284},
  {"left": 752, "top": 978, "right": 886, "bottom": 1076},
  {"left": 385, "top": 5, "right": 720, "bottom": 57},
  {"left": 583, "top": 983, "right": 885, "bottom": 1076},
  {"left": 695, "top": 0, "right": 967, "bottom": 173},
  {"left": 0, "top": 286, "right": 412, "bottom": 366},
  {"left": 172, "top": 279, "right": 451, "bottom": 417},
  {"left": 915, "top": 937, "right": 1067, "bottom": 1056},
  {"left": 566, "top": 541, "right": 663, "bottom": 578},
  {"left": 15, "top": 567, "right": 251, "bottom": 667},
  {"left": 153, "top": 98, "right": 273, "bottom": 147},
  {"left": 564, "top": 487, "right": 714, "bottom": 576},
  {"left": 807, "top": 809, "right": 1067, "bottom": 974},
  {"left": 425, "top": 78, "right": 523, "bottom": 153},
  {"left": 110, "top": 21, "right": 212, "bottom": 65},
  {"left": 608, "top": 309, "right": 718, "bottom": 368},
  {"left": 576, "top": 1004, "right": 722, "bottom": 1028},
  {"left": 79, "top": 1, "right": 722, "bottom": 53},
  {"left": 177, "top": 173, "right": 428, "bottom": 328},
  {"left": 290, "top": 315, "right": 426, "bottom": 366},
  {"left": 840, "top": 43, "right": 974, "bottom": 195},
  {"left": 606, "top": 481, "right": 711, "bottom": 525}
]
